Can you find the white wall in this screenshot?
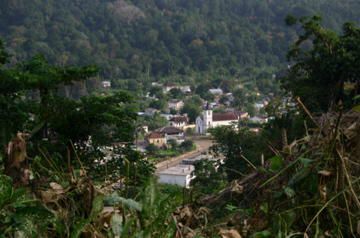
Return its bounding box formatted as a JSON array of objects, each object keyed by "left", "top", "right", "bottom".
[
  {"left": 158, "top": 174, "right": 193, "bottom": 188},
  {"left": 196, "top": 117, "right": 204, "bottom": 134},
  {"left": 212, "top": 120, "right": 237, "bottom": 127},
  {"left": 170, "top": 121, "right": 186, "bottom": 128}
]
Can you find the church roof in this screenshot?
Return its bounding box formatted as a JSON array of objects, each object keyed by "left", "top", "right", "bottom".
[{"left": 213, "top": 112, "right": 238, "bottom": 121}]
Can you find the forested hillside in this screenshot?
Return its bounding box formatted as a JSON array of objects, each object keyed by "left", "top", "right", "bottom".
[{"left": 0, "top": 0, "right": 359, "bottom": 82}]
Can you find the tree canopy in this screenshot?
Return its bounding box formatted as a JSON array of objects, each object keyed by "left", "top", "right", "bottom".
[
  {"left": 283, "top": 16, "right": 360, "bottom": 112},
  {"left": 0, "top": 0, "right": 359, "bottom": 83}
]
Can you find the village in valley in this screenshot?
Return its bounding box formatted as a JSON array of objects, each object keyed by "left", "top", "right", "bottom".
[{"left": 126, "top": 81, "right": 275, "bottom": 188}]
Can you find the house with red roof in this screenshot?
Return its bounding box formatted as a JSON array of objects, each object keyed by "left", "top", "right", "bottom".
[
  {"left": 146, "top": 132, "right": 167, "bottom": 147},
  {"left": 156, "top": 126, "right": 185, "bottom": 144}
]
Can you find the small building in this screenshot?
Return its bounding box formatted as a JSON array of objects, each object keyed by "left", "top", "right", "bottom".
[
  {"left": 146, "top": 132, "right": 166, "bottom": 147},
  {"left": 181, "top": 154, "right": 214, "bottom": 165},
  {"left": 249, "top": 116, "right": 268, "bottom": 124},
  {"left": 163, "top": 83, "right": 177, "bottom": 93},
  {"left": 179, "top": 85, "right": 191, "bottom": 93},
  {"left": 163, "top": 84, "right": 191, "bottom": 94},
  {"left": 151, "top": 82, "right": 163, "bottom": 87},
  {"left": 235, "top": 111, "right": 249, "bottom": 119},
  {"left": 157, "top": 126, "right": 185, "bottom": 144},
  {"left": 181, "top": 154, "right": 224, "bottom": 169},
  {"left": 169, "top": 116, "right": 189, "bottom": 129},
  {"left": 249, "top": 127, "right": 261, "bottom": 133},
  {"left": 209, "top": 88, "right": 223, "bottom": 95},
  {"left": 221, "top": 93, "right": 234, "bottom": 106},
  {"left": 132, "top": 140, "right": 148, "bottom": 153},
  {"left": 144, "top": 108, "right": 159, "bottom": 116},
  {"left": 142, "top": 125, "right": 149, "bottom": 134},
  {"left": 209, "top": 102, "right": 218, "bottom": 108},
  {"left": 160, "top": 113, "right": 173, "bottom": 120},
  {"left": 254, "top": 102, "right": 265, "bottom": 111},
  {"left": 157, "top": 165, "right": 195, "bottom": 188},
  {"left": 168, "top": 100, "right": 184, "bottom": 111},
  {"left": 101, "top": 81, "right": 111, "bottom": 88}
]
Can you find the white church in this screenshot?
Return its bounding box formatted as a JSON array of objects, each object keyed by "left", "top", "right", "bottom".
[{"left": 195, "top": 107, "right": 248, "bottom": 134}]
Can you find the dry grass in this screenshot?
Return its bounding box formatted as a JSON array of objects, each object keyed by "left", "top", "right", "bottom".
[{"left": 174, "top": 109, "right": 360, "bottom": 237}]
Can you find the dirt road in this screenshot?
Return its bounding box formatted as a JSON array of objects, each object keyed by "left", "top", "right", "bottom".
[{"left": 155, "top": 137, "right": 213, "bottom": 173}]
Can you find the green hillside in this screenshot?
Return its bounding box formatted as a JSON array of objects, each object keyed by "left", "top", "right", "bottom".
[{"left": 0, "top": 0, "right": 359, "bottom": 82}]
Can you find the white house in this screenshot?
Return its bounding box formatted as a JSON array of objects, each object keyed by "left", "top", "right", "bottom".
[
  {"left": 151, "top": 82, "right": 163, "bottom": 87},
  {"left": 163, "top": 83, "right": 176, "bottom": 93},
  {"left": 101, "top": 81, "right": 111, "bottom": 88},
  {"left": 209, "top": 88, "right": 223, "bottom": 95},
  {"left": 146, "top": 132, "right": 167, "bottom": 147},
  {"left": 157, "top": 165, "right": 195, "bottom": 188},
  {"left": 144, "top": 108, "right": 159, "bottom": 116},
  {"left": 179, "top": 85, "right": 191, "bottom": 93},
  {"left": 156, "top": 126, "right": 185, "bottom": 144},
  {"left": 196, "top": 108, "right": 240, "bottom": 134},
  {"left": 163, "top": 84, "right": 191, "bottom": 94},
  {"left": 160, "top": 113, "right": 173, "bottom": 120},
  {"left": 168, "top": 100, "right": 184, "bottom": 111},
  {"left": 249, "top": 116, "right": 268, "bottom": 124},
  {"left": 169, "top": 116, "right": 189, "bottom": 129},
  {"left": 142, "top": 125, "right": 148, "bottom": 134},
  {"left": 254, "top": 102, "right": 265, "bottom": 111}
]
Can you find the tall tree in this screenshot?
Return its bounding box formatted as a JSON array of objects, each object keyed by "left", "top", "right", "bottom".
[
  {"left": 283, "top": 16, "right": 360, "bottom": 112},
  {"left": 210, "top": 126, "right": 271, "bottom": 181}
]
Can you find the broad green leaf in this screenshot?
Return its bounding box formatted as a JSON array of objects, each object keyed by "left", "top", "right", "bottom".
[
  {"left": 269, "top": 156, "right": 284, "bottom": 172},
  {"left": 251, "top": 230, "right": 272, "bottom": 238},
  {"left": 299, "top": 157, "right": 313, "bottom": 167},
  {"left": 353, "top": 95, "right": 360, "bottom": 100},
  {"left": 90, "top": 195, "right": 104, "bottom": 220},
  {"left": 105, "top": 193, "right": 142, "bottom": 211},
  {"left": 225, "top": 204, "right": 238, "bottom": 212},
  {"left": 0, "top": 175, "right": 13, "bottom": 208},
  {"left": 70, "top": 218, "right": 89, "bottom": 238},
  {"left": 352, "top": 104, "right": 360, "bottom": 112},
  {"left": 119, "top": 197, "right": 142, "bottom": 212},
  {"left": 260, "top": 203, "right": 268, "bottom": 214},
  {"left": 288, "top": 167, "right": 311, "bottom": 187},
  {"left": 282, "top": 210, "right": 296, "bottom": 228},
  {"left": 284, "top": 187, "right": 296, "bottom": 198},
  {"left": 111, "top": 213, "right": 123, "bottom": 236},
  {"left": 104, "top": 192, "right": 123, "bottom": 206}
]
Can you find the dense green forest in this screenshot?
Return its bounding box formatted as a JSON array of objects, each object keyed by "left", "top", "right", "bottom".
[{"left": 0, "top": 0, "right": 359, "bottom": 85}]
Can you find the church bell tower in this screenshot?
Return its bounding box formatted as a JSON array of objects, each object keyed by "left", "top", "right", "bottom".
[{"left": 203, "top": 103, "right": 213, "bottom": 133}]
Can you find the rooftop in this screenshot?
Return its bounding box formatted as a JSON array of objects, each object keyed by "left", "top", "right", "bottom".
[
  {"left": 157, "top": 126, "right": 183, "bottom": 135},
  {"left": 147, "top": 132, "right": 165, "bottom": 139},
  {"left": 169, "top": 99, "right": 183, "bottom": 103},
  {"left": 158, "top": 164, "right": 195, "bottom": 176},
  {"left": 170, "top": 116, "right": 188, "bottom": 123},
  {"left": 209, "top": 88, "right": 223, "bottom": 95},
  {"left": 213, "top": 112, "right": 238, "bottom": 121},
  {"left": 164, "top": 82, "right": 176, "bottom": 87}
]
